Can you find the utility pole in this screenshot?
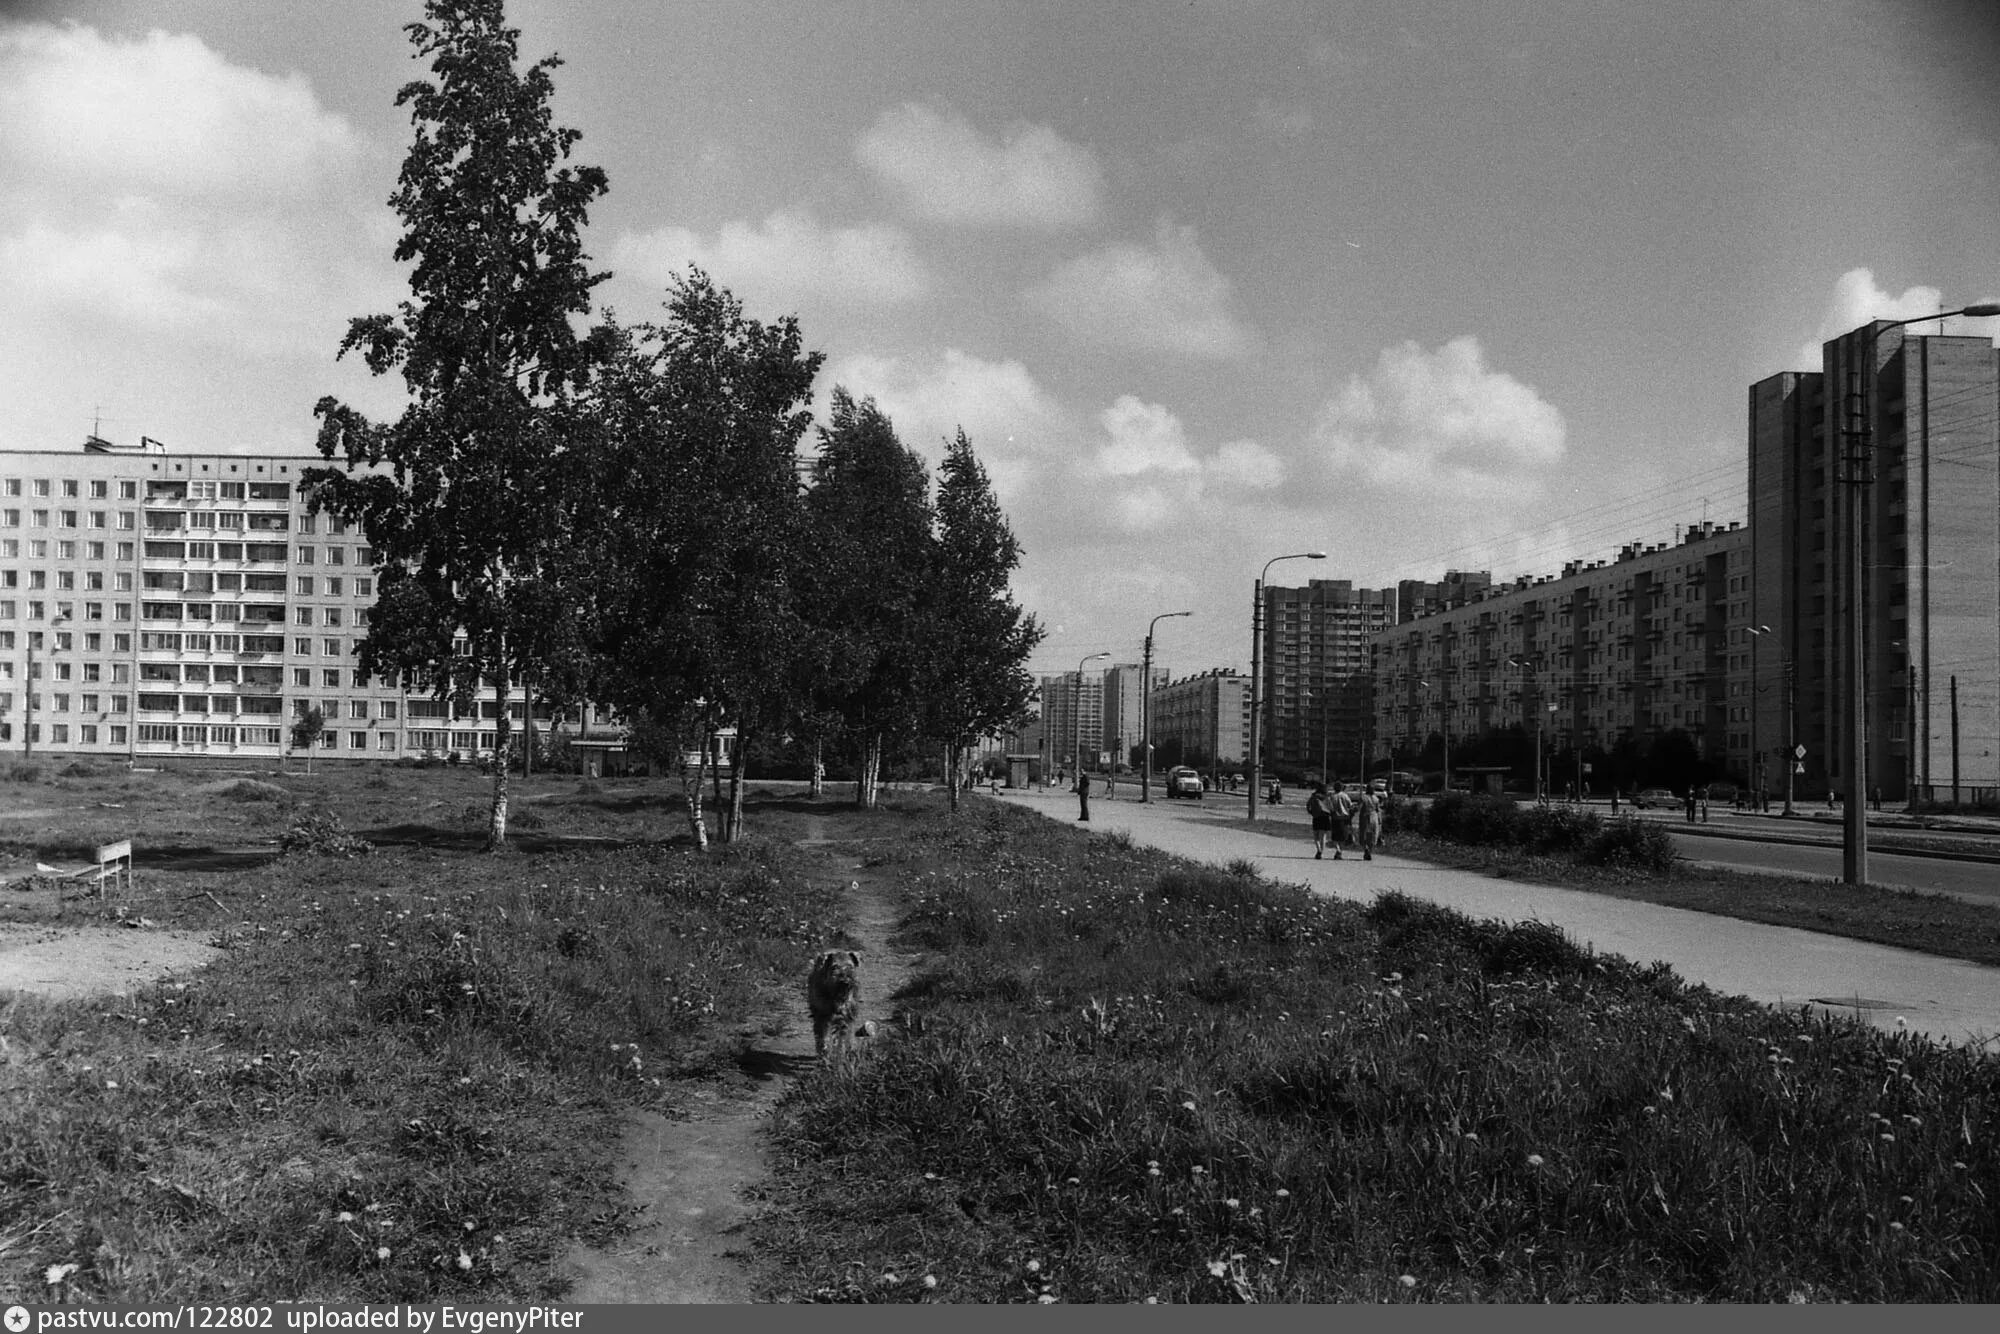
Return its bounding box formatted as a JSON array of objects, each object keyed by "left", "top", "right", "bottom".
[{"left": 1951, "top": 674, "right": 1961, "bottom": 810}]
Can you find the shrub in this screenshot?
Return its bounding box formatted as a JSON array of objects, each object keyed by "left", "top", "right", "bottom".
[
  {"left": 1427, "top": 791, "right": 1522, "bottom": 845},
  {"left": 279, "top": 807, "right": 375, "bottom": 858},
  {"left": 1513, "top": 801, "right": 1602, "bottom": 855},
  {"left": 1582, "top": 816, "right": 1679, "bottom": 871}
]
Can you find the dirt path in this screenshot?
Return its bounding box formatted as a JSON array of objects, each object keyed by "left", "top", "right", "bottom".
[{"left": 560, "top": 818, "right": 919, "bottom": 1303}]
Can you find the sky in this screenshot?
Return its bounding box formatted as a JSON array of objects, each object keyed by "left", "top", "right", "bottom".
[{"left": 3, "top": 0, "right": 1998, "bottom": 681}]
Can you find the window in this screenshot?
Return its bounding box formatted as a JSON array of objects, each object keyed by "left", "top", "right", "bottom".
[
  {"left": 349, "top": 731, "right": 368, "bottom": 751},
  {"left": 293, "top": 668, "right": 311, "bottom": 687},
  {"left": 220, "top": 482, "right": 244, "bottom": 500},
  {"left": 187, "top": 541, "right": 216, "bottom": 559},
  {"left": 323, "top": 607, "right": 342, "bottom": 628},
  {"left": 295, "top": 607, "right": 313, "bottom": 626},
  {"left": 90, "top": 480, "right": 107, "bottom": 498},
  {"left": 326, "top": 576, "right": 343, "bottom": 597},
  {"left": 379, "top": 700, "right": 398, "bottom": 720},
  {"left": 296, "top": 637, "right": 313, "bottom": 656},
  {"left": 296, "top": 576, "right": 315, "bottom": 596},
  {"left": 217, "top": 512, "right": 244, "bottom": 530},
  {"left": 295, "top": 546, "right": 315, "bottom": 564},
  {"left": 190, "top": 481, "right": 217, "bottom": 501},
  {"left": 348, "top": 700, "right": 368, "bottom": 719},
  {"left": 377, "top": 733, "right": 398, "bottom": 752},
  {"left": 298, "top": 514, "right": 316, "bottom": 534},
  {"left": 90, "top": 511, "right": 107, "bottom": 529},
  {"left": 328, "top": 547, "right": 346, "bottom": 567},
  {"left": 81, "top": 693, "right": 99, "bottom": 713},
  {"left": 355, "top": 577, "right": 373, "bottom": 597},
  {"left": 322, "top": 669, "right": 341, "bottom": 688},
  {"left": 323, "top": 637, "right": 341, "bottom": 657}
]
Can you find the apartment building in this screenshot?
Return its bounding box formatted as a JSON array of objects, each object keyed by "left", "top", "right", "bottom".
[
  {"left": 1035, "top": 670, "right": 1105, "bottom": 774},
  {"left": 1150, "top": 667, "right": 1250, "bottom": 769},
  {"left": 1099, "top": 661, "right": 1169, "bottom": 768},
  {"left": 1260, "top": 579, "right": 1396, "bottom": 779},
  {"left": 1750, "top": 322, "right": 2000, "bottom": 802},
  {"left": 1371, "top": 522, "right": 1750, "bottom": 782},
  {"left": 2, "top": 440, "right": 556, "bottom": 763}
]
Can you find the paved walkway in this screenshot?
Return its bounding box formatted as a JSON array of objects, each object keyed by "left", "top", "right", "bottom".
[{"left": 995, "top": 785, "right": 2000, "bottom": 1051}]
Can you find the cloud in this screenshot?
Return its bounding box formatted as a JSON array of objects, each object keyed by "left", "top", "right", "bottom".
[
  {"left": 1311, "top": 336, "right": 1567, "bottom": 496},
  {"left": 0, "top": 23, "right": 363, "bottom": 201},
  {"left": 613, "top": 210, "right": 929, "bottom": 308},
  {"left": 0, "top": 21, "right": 395, "bottom": 364},
  {"left": 856, "top": 102, "right": 1104, "bottom": 228},
  {"left": 1026, "top": 218, "right": 1256, "bottom": 358},
  {"left": 1796, "top": 268, "right": 2000, "bottom": 367},
  {"left": 1252, "top": 97, "right": 1314, "bottom": 138},
  {"left": 1090, "top": 396, "right": 1286, "bottom": 532}
]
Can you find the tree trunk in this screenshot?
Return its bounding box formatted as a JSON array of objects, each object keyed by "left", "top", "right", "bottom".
[
  {"left": 724, "top": 730, "right": 747, "bottom": 843},
  {"left": 683, "top": 747, "right": 710, "bottom": 851},
  {"left": 858, "top": 733, "right": 882, "bottom": 810},
  {"left": 522, "top": 681, "right": 535, "bottom": 779},
  {"left": 946, "top": 741, "right": 961, "bottom": 813},
  {"left": 809, "top": 737, "right": 824, "bottom": 799},
  {"left": 487, "top": 668, "right": 511, "bottom": 850}
]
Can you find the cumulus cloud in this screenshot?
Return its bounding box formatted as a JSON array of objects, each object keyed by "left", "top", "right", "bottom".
[
  {"left": 1026, "top": 218, "right": 1256, "bottom": 359},
  {"left": 856, "top": 102, "right": 1103, "bottom": 228},
  {"left": 1796, "top": 267, "right": 2000, "bottom": 368},
  {"left": 613, "top": 210, "right": 929, "bottom": 308},
  {"left": 1089, "top": 397, "right": 1286, "bottom": 532},
  {"left": 0, "top": 22, "right": 393, "bottom": 357},
  {"left": 1311, "top": 336, "right": 1566, "bottom": 496}
]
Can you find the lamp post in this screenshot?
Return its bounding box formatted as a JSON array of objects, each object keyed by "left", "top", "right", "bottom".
[
  {"left": 24, "top": 609, "right": 70, "bottom": 757},
  {"left": 1747, "top": 625, "right": 1795, "bottom": 816},
  {"left": 1074, "top": 651, "right": 1109, "bottom": 786},
  {"left": 1140, "top": 612, "right": 1190, "bottom": 802},
  {"left": 1840, "top": 303, "right": 2000, "bottom": 884},
  {"left": 1506, "top": 654, "right": 1544, "bottom": 798},
  {"left": 1247, "top": 551, "right": 1326, "bottom": 822}
]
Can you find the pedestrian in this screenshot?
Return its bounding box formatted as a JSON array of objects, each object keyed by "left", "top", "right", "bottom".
[
  {"left": 1105, "top": 771, "right": 1116, "bottom": 799},
  {"left": 1306, "top": 781, "right": 1333, "bottom": 859},
  {"left": 1610, "top": 787, "right": 1619, "bottom": 815},
  {"left": 1076, "top": 770, "right": 1091, "bottom": 822},
  {"left": 1330, "top": 781, "right": 1355, "bottom": 859},
  {"left": 1355, "top": 783, "right": 1383, "bottom": 860},
  {"left": 1871, "top": 785, "right": 1882, "bottom": 812},
  {"left": 1699, "top": 786, "right": 1710, "bottom": 823},
  {"left": 1684, "top": 789, "right": 1697, "bottom": 824}
]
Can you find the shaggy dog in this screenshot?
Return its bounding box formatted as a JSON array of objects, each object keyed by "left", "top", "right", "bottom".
[{"left": 806, "top": 950, "right": 862, "bottom": 1057}]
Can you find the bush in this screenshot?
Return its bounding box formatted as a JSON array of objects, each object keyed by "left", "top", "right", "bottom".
[
  {"left": 279, "top": 807, "right": 375, "bottom": 858},
  {"left": 1582, "top": 816, "right": 1679, "bottom": 871},
  {"left": 1426, "top": 791, "right": 1522, "bottom": 845},
  {"left": 1513, "top": 801, "right": 1602, "bottom": 855}
]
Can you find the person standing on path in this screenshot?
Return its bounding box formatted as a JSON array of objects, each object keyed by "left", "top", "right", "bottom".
[
  {"left": 1306, "top": 781, "right": 1333, "bottom": 859},
  {"left": 1076, "top": 770, "right": 1091, "bottom": 822}
]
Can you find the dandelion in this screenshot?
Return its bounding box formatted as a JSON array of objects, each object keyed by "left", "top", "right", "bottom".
[
  {"left": 1880, "top": 1133, "right": 1896, "bottom": 1142},
  {"left": 1225, "top": 1198, "right": 1240, "bottom": 1209},
  {"left": 1527, "top": 1154, "right": 1545, "bottom": 1168},
  {"left": 46, "top": 1263, "right": 80, "bottom": 1286},
  {"left": 336, "top": 1212, "right": 355, "bottom": 1223},
  {"left": 1889, "top": 1222, "right": 1905, "bottom": 1232},
  {"left": 1026, "top": 1259, "right": 1042, "bottom": 1274},
  {"left": 456, "top": 1251, "right": 473, "bottom": 1271},
  {"left": 1643, "top": 1106, "right": 1658, "bottom": 1116},
  {"left": 1207, "top": 1260, "right": 1229, "bottom": 1278},
  {"left": 1399, "top": 1275, "right": 1417, "bottom": 1289},
  {"left": 1275, "top": 1188, "right": 1291, "bottom": 1198},
  {"left": 1038, "top": 1295, "right": 1056, "bottom": 1305},
  {"left": 1952, "top": 1161, "right": 1968, "bottom": 1170},
  {"left": 376, "top": 1247, "right": 392, "bottom": 1261},
  {"left": 923, "top": 1275, "right": 938, "bottom": 1290},
  {"left": 1182, "top": 1100, "right": 1197, "bottom": 1111},
  {"left": 1148, "top": 1166, "right": 1161, "bottom": 1178}
]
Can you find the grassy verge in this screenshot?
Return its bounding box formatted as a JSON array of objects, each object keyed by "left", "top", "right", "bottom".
[
  {"left": 1, "top": 772, "right": 848, "bottom": 1303},
  {"left": 1377, "top": 827, "right": 2000, "bottom": 969},
  {"left": 757, "top": 798, "right": 2000, "bottom": 1303}
]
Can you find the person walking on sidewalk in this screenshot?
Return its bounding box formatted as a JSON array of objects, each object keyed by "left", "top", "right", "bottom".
[
  {"left": 1076, "top": 770, "right": 1091, "bottom": 822},
  {"left": 1306, "top": 781, "right": 1333, "bottom": 859},
  {"left": 1330, "top": 781, "right": 1356, "bottom": 859},
  {"left": 1355, "top": 783, "right": 1383, "bottom": 860}
]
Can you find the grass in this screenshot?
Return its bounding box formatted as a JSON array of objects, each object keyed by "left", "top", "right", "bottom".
[
  {"left": 0, "top": 765, "right": 851, "bottom": 1303},
  {"left": 756, "top": 798, "right": 2000, "bottom": 1303}
]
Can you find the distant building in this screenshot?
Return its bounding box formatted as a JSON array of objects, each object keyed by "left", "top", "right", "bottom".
[
  {"left": 1037, "top": 669, "right": 1106, "bottom": 773},
  {"left": 1151, "top": 667, "right": 1250, "bottom": 769},
  {"left": 1100, "top": 661, "right": 1168, "bottom": 768},
  {"left": 1260, "top": 579, "right": 1395, "bottom": 779},
  {"left": 1396, "top": 570, "right": 1492, "bottom": 623},
  {"left": 1372, "top": 523, "right": 1749, "bottom": 785}
]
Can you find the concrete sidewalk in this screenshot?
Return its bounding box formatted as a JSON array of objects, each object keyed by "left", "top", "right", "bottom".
[{"left": 995, "top": 785, "right": 2000, "bottom": 1051}]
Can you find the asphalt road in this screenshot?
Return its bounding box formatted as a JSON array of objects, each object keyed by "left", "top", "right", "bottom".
[{"left": 1670, "top": 829, "right": 2000, "bottom": 904}]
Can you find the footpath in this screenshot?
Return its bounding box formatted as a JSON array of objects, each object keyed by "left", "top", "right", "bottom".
[{"left": 995, "top": 785, "right": 2000, "bottom": 1051}]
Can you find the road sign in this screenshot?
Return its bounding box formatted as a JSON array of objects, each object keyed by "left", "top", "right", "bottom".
[
  {"left": 1794, "top": 744, "right": 1807, "bottom": 759},
  {"left": 1794, "top": 762, "right": 1805, "bottom": 774}
]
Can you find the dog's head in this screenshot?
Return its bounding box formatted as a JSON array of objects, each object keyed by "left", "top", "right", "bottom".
[{"left": 813, "top": 950, "right": 861, "bottom": 983}]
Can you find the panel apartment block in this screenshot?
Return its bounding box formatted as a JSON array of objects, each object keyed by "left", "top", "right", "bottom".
[
  {"left": 1372, "top": 523, "right": 1748, "bottom": 784},
  {"left": 2, "top": 443, "right": 556, "bottom": 763},
  {"left": 1751, "top": 324, "right": 2000, "bottom": 802},
  {"left": 1261, "top": 579, "right": 1395, "bottom": 779},
  {"left": 1150, "top": 667, "right": 1249, "bottom": 769}
]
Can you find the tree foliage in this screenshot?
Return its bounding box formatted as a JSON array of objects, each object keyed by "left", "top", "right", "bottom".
[
  {"left": 799, "top": 391, "right": 935, "bottom": 808},
  {"left": 583, "top": 270, "right": 822, "bottom": 842},
  {"left": 302, "top": 0, "right": 608, "bottom": 847}
]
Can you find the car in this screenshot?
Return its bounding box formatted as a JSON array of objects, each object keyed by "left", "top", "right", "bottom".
[
  {"left": 1632, "top": 787, "right": 1678, "bottom": 809},
  {"left": 1164, "top": 766, "right": 1203, "bottom": 799}
]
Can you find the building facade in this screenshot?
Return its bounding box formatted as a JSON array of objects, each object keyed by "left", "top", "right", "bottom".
[
  {"left": 1261, "top": 579, "right": 1396, "bottom": 780},
  {"left": 1100, "top": 661, "right": 1169, "bottom": 769},
  {"left": 1750, "top": 323, "right": 2000, "bottom": 803},
  {"left": 1150, "top": 667, "right": 1250, "bottom": 770},
  {"left": 1371, "top": 523, "right": 1750, "bottom": 788},
  {"left": 1036, "top": 670, "right": 1106, "bottom": 774},
  {"left": 3, "top": 442, "right": 559, "bottom": 763}
]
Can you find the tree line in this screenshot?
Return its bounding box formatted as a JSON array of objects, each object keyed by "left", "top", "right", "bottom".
[{"left": 303, "top": 0, "right": 1042, "bottom": 848}]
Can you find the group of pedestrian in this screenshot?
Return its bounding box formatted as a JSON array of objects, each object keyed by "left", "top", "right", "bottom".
[{"left": 1306, "top": 779, "right": 1382, "bottom": 860}]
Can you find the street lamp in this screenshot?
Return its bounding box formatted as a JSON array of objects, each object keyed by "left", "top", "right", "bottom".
[
  {"left": 1140, "top": 612, "right": 1191, "bottom": 803},
  {"left": 1747, "top": 625, "right": 1795, "bottom": 816},
  {"left": 24, "top": 608, "right": 70, "bottom": 757},
  {"left": 1840, "top": 303, "right": 2000, "bottom": 884},
  {"left": 1074, "top": 651, "right": 1109, "bottom": 785},
  {"left": 1248, "top": 552, "right": 1326, "bottom": 822},
  {"left": 1507, "top": 654, "right": 1545, "bottom": 798}
]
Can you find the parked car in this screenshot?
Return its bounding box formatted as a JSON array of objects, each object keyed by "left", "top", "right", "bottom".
[
  {"left": 1165, "top": 766, "right": 1203, "bottom": 799},
  {"left": 1632, "top": 787, "right": 1678, "bottom": 809}
]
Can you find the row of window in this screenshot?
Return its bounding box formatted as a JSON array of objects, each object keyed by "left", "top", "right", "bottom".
[
  {"left": 142, "top": 541, "right": 374, "bottom": 565},
  {"left": 2, "top": 510, "right": 135, "bottom": 530}
]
